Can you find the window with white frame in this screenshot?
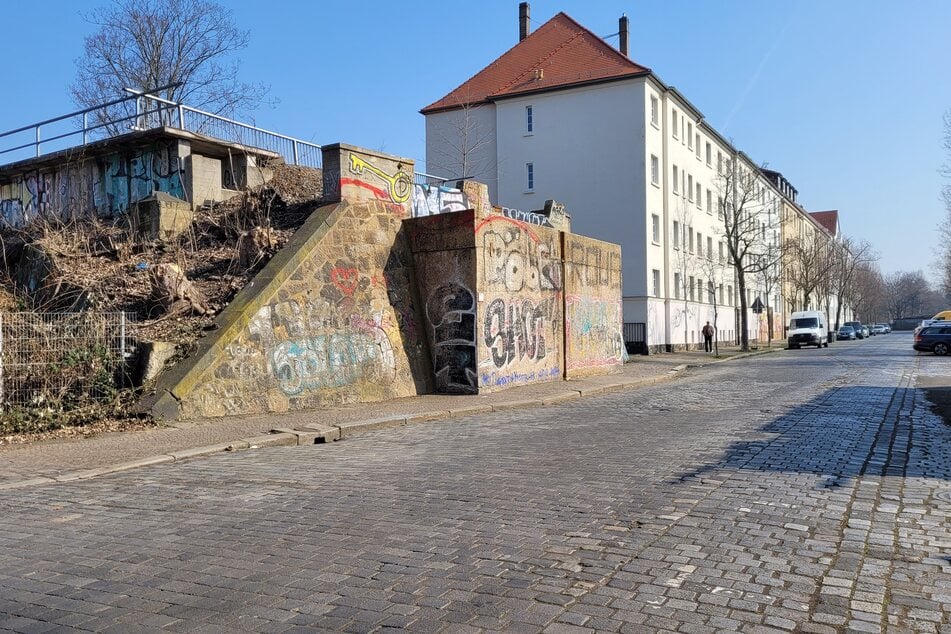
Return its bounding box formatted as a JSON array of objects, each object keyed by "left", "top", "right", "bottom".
[
  {"left": 687, "top": 174, "right": 694, "bottom": 201},
  {"left": 689, "top": 275, "right": 695, "bottom": 301},
  {"left": 706, "top": 189, "right": 712, "bottom": 214},
  {"left": 672, "top": 165, "right": 679, "bottom": 193},
  {"left": 705, "top": 142, "right": 712, "bottom": 165},
  {"left": 650, "top": 96, "right": 659, "bottom": 126},
  {"left": 652, "top": 269, "right": 661, "bottom": 297},
  {"left": 695, "top": 134, "right": 701, "bottom": 159},
  {"left": 719, "top": 284, "right": 724, "bottom": 305},
  {"left": 696, "top": 183, "right": 701, "bottom": 208},
  {"left": 672, "top": 109, "right": 679, "bottom": 138},
  {"left": 526, "top": 163, "right": 534, "bottom": 191},
  {"left": 728, "top": 285, "right": 734, "bottom": 305},
  {"left": 717, "top": 196, "right": 724, "bottom": 219},
  {"left": 697, "top": 232, "right": 703, "bottom": 257},
  {"left": 674, "top": 272, "right": 682, "bottom": 299},
  {"left": 689, "top": 227, "right": 694, "bottom": 253},
  {"left": 708, "top": 281, "right": 715, "bottom": 303},
  {"left": 719, "top": 241, "right": 725, "bottom": 262},
  {"left": 673, "top": 220, "right": 680, "bottom": 249},
  {"left": 717, "top": 151, "right": 723, "bottom": 174},
  {"left": 651, "top": 214, "right": 660, "bottom": 244},
  {"left": 697, "top": 278, "right": 704, "bottom": 303},
  {"left": 526, "top": 105, "right": 533, "bottom": 133},
  {"left": 650, "top": 154, "right": 659, "bottom": 185},
  {"left": 687, "top": 123, "right": 693, "bottom": 149},
  {"left": 707, "top": 236, "right": 713, "bottom": 260}
]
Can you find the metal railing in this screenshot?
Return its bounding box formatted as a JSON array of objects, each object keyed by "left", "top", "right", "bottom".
[
  {"left": 414, "top": 172, "right": 454, "bottom": 186},
  {"left": 0, "top": 84, "right": 323, "bottom": 169},
  {"left": 0, "top": 312, "right": 134, "bottom": 410},
  {"left": 623, "top": 322, "right": 648, "bottom": 355}
]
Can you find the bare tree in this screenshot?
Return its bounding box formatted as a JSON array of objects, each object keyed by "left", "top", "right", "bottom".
[
  {"left": 428, "top": 90, "right": 497, "bottom": 183},
  {"left": 783, "top": 231, "right": 836, "bottom": 313},
  {"left": 715, "top": 154, "right": 780, "bottom": 351},
  {"left": 71, "top": 0, "right": 266, "bottom": 133},
  {"left": 939, "top": 111, "right": 951, "bottom": 299},
  {"left": 884, "top": 270, "right": 932, "bottom": 320},
  {"left": 671, "top": 198, "right": 700, "bottom": 349},
  {"left": 851, "top": 263, "right": 885, "bottom": 322},
  {"left": 830, "top": 238, "right": 876, "bottom": 329}
]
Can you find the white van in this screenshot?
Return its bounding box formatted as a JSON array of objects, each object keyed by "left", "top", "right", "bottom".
[{"left": 787, "top": 311, "right": 828, "bottom": 349}]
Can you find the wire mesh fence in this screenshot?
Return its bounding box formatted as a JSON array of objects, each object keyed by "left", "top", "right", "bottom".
[{"left": 0, "top": 312, "right": 134, "bottom": 411}]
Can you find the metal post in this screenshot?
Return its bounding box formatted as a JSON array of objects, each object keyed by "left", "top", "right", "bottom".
[
  {"left": 0, "top": 313, "right": 5, "bottom": 410},
  {"left": 293, "top": 140, "right": 299, "bottom": 166},
  {"left": 178, "top": 105, "right": 185, "bottom": 130},
  {"left": 119, "top": 312, "right": 127, "bottom": 388},
  {"left": 35, "top": 126, "right": 40, "bottom": 157},
  {"left": 82, "top": 112, "right": 88, "bottom": 145}
]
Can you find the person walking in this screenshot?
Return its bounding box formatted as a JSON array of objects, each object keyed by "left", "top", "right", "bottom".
[{"left": 702, "top": 321, "right": 715, "bottom": 353}]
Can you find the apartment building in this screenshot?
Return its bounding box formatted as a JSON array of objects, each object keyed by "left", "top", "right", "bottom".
[{"left": 422, "top": 8, "right": 793, "bottom": 350}]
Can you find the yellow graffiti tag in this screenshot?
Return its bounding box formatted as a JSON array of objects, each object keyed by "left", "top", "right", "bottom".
[{"left": 348, "top": 153, "right": 412, "bottom": 204}]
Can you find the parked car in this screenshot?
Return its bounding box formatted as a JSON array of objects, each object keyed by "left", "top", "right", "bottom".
[
  {"left": 844, "top": 321, "right": 865, "bottom": 339},
  {"left": 871, "top": 324, "right": 887, "bottom": 335},
  {"left": 914, "top": 325, "right": 951, "bottom": 355},
  {"left": 837, "top": 326, "right": 857, "bottom": 340},
  {"left": 860, "top": 325, "right": 871, "bottom": 338},
  {"left": 884, "top": 324, "right": 892, "bottom": 333}
]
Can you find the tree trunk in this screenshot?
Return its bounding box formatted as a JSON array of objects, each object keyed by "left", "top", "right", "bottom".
[
  {"left": 149, "top": 263, "right": 210, "bottom": 316},
  {"left": 737, "top": 269, "right": 750, "bottom": 351}
]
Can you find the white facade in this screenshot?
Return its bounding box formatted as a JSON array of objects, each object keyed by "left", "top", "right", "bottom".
[{"left": 425, "top": 58, "right": 789, "bottom": 350}]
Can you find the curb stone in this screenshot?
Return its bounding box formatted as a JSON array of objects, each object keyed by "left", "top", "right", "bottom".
[{"left": 2, "top": 350, "right": 773, "bottom": 488}]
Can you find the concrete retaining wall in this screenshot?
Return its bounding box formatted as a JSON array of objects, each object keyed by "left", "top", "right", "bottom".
[{"left": 149, "top": 198, "right": 432, "bottom": 419}]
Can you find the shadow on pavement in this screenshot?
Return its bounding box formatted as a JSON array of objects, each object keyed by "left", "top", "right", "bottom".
[{"left": 672, "top": 384, "right": 950, "bottom": 486}]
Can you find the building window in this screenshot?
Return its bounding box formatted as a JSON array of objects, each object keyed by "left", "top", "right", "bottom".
[
  {"left": 717, "top": 196, "right": 724, "bottom": 220},
  {"left": 652, "top": 269, "right": 661, "bottom": 297},
  {"left": 696, "top": 183, "right": 702, "bottom": 208},
  {"left": 719, "top": 241, "right": 725, "bottom": 262},
  {"left": 672, "top": 165, "right": 679, "bottom": 193},
  {"left": 697, "top": 232, "right": 703, "bottom": 257},
  {"left": 698, "top": 279, "right": 705, "bottom": 303},
  {"left": 728, "top": 285, "right": 734, "bottom": 306},
  {"left": 705, "top": 142, "right": 712, "bottom": 165},
  {"left": 526, "top": 163, "right": 534, "bottom": 191},
  {"left": 707, "top": 236, "right": 713, "bottom": 260},
  {"left": 695, "top": 134, "right": 701, "bottom": 159},
  {"left": 687, "top": 174, "right": 694, "bottom": 201},
  {"left": 706, "top": 189, "right": 712, "bottom": 214},
  {"left": 687, "top": 123, "right": 693, "bottom": 149},
  {"left": 525, "top": 105, "right": 533, "bottom": 133},
  {"left": 650, "top": 155, "right": 659, "bottom": 185},
  {"left": 651, "top": 214, "right": 660, "bottom": 244},
  {"left": 672, "top": 109, "right": 679, "bottom": 138},
  {"left": 719, "top": 284, "right": 724, "bottom": 305},
  {"left": 708, "top": 281, "right": 715, "bottom": 303},
  {"left": 674, "top": 273, "right": 681, "bottom": 299},
  {"left": 689, "top": 275, "right": 695, "bottom": 301},
  {"left": 650, "top": 96, "right": 659, "bottom": 126},
  {"left": 717, "top": 151, "right": 723, "bottom": 174},
  {"left": 673, "top": 220, "right": 680, "bottom": 249},
  {"left": 688, "top": 227, "right": 694, "bottom": 253}
]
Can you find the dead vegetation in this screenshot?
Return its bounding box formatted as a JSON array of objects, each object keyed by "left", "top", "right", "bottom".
[
  {"left": 2, "top": 163, "right": 323, "bottom": 345},
  {"left": 0, "top": 162, "right": 323, "bottom": 437}
]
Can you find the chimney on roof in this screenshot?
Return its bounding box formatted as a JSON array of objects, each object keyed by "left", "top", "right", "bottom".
[
  {"left": 619, "top": 14, "right": 629, "bottom": 56},
  {"left": 519, "top": 2, "right": 530, "bottom": 41}
]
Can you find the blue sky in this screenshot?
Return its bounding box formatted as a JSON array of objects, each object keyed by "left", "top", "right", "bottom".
[{"left": 2, "top": 0, "right": 949, "bottom": 279}]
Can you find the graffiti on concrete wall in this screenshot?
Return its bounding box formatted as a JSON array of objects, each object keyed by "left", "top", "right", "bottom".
[
  {"left": 0, "top": 140, "right": 186, "bottom": 227},
  {"left": 482, "top": 297, "right": 552, "bottom": 369},
  {"left": 343, "top": 153, "right": 413, "bottom": 205},
  {"left": 480, "top": 216, "right": 562, "bottom": 292},
  {"left": 412, "top": 184, "right": 468, "bottom": 217},
  {"left": 426, "top": 282, "right": 477, "bottom": 393},
  {"left": 565, "top": 295, "right": 623, "bottom": 369},
  {"left": 567, "top": 239, "right": 621, "bottom": 289},
  {"left": 501, "top": 206, "right": 553, "bottom": 227}
]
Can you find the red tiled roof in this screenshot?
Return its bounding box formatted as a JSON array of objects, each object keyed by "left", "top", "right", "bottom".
[
  {"left": 421, "top": 12, "right": 650, "bottom": 114},
  {"left": 810, "top": 210, "right": 839, "bottom": 235}
]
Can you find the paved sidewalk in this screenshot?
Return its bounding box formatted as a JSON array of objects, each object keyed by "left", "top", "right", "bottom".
[{"left": 0, "top": 345, "right": 780, "bottom": 489}]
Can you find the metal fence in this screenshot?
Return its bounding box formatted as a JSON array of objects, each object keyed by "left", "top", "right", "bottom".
[
  {"left": 0, "top": 312, "right": 133, "bottom": 410},
  {"left": 623, "top": 322, "right": 648, "bottom": 355}
]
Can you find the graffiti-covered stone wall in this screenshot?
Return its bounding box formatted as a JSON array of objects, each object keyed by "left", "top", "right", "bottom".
[
  {"left": 476, "top": 215, "right": 564, "bottom": 392},
  {"left": 564, "top": 235, "right": 624, "bottom": 377},
  {"left": 150, "top": 197, "right": 431, "bottom": 419}
]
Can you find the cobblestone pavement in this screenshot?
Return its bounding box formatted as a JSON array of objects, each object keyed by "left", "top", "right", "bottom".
[{"left": 1, "top": 334, "right": 949, "bottom": 632}]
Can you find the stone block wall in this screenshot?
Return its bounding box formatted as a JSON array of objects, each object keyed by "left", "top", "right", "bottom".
[
  {"left": 564, "top": 234, "right": 624, "bottom": 377},
  {"left": 151, "top": 198, "right": 431, "bottom": 419}
]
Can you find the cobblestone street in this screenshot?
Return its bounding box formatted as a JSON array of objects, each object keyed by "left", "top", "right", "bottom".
[{"left": 1, "top": 334, "right": 949, "bottom": 633}]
